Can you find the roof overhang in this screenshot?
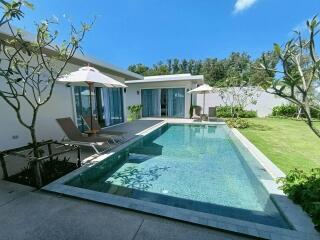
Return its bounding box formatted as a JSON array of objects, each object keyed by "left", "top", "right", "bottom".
[
  {"left": 125, "top": 74, "right": 204, "bottom": 84},
  {"left": 0, "top": 25, "right": 143, "bottom": 80}
]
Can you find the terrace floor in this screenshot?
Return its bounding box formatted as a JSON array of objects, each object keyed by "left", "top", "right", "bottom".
[{"left": 0, "top": 180, "right": 253, "bottom": 240}]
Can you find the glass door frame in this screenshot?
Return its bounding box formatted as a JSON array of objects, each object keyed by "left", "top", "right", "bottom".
[{"left": 72, "top": 86, "right": 125, "bottom": 131}]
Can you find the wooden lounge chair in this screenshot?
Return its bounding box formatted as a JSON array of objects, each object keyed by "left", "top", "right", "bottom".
[
  {"left": 192, "top": 106, "right": 201, "bottom": 122},
  {"left": 56, "top": 117, "right": 116, "bottom": 154},
  {"left": 208, "top": 107, "right": 218, "bottom": 122},
  {"left": 82, "top": 116, "right": 127, "bottom": 141}
]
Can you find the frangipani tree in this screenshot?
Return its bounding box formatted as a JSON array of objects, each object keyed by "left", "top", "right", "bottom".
[
  {"left": 259, "top": 16, "right": 320, "bottom": 137},
  {"left": 218, "top": 52, "right": 260, "bottom": 118},
  {"left": 0, "top": 0, "right": 92, "bottom": 156}
]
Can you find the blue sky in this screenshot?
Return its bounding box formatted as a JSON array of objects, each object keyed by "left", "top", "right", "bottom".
[{"left": 14, "top": 0, "right": 320, "bottom": 69}]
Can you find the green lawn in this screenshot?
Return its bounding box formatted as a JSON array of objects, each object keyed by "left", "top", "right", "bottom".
[{"left": 239, "top": 118, "right": 320, "bottom": 174}]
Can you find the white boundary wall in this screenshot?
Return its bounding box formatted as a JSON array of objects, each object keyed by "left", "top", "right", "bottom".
[{"left": 196, "top": 88, "right": 287, "bottom": 117}]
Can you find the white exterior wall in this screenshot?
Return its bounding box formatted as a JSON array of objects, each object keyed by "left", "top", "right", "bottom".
[
  {"left": 0, "top": 63, "right": 126, "bottom": 151},
  {"left": 196, "top": 89, "right": 287, "bottom": 117},
  {"left": 125, "top": 81, "right": 197, "bottom": 119}
]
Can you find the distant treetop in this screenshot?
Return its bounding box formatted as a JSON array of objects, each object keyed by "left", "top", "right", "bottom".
[{"left": 127, "top": 52, "right": 261, "bottom": 87}]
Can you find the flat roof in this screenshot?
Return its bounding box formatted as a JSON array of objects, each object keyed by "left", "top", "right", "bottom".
[
  {"left": 125, "top": 74, "right": 204, "bottom": 84},
  {"left": 0, "top": 24, "right": 143, "bottom": 80}
]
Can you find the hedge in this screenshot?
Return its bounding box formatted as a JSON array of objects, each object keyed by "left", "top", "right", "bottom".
[
  {"left": 272, "top": 104, "right": 320, "bottom": 119},
  {"left": 216, "top": 106, "right": 257, "bottom": 118}
]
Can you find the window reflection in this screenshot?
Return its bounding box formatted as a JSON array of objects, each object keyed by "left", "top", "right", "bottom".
[{"left": 74, "top": 86, "right": 124, "bottom": 131}]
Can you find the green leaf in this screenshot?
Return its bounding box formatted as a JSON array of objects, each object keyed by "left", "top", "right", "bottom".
[
  {"left": 22, "top": 1, "right": 34, "bottom": 10},
  {"left": 273, "top": 43, "right": 281, "bottom": 56}
]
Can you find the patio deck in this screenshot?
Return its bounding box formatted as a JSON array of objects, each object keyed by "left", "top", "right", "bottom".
[
  {"left": 106, "top": 119, "right": 164, "bottom": 135},
  {"left": 0, "top": 181, "right": 253, "bottom": 240},
  {"left": 61, "top": 119, "right": 166, "bottom": 162}
]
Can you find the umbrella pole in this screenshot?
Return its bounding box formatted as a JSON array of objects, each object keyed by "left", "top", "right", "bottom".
[
  {"left": 88, "top": 82, "right": 94, "bottom": 131},
  {"left": 203, "top": 92, "right": 205, "bottom": 115}
]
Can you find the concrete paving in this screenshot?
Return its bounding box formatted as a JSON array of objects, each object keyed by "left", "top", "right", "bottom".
[{"left": 0, "top": 181, "right": 254, "bottom": 240}]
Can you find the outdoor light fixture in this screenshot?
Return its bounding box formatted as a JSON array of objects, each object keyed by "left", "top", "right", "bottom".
[
  {"left": 124, "top": 88, "right": 126, "bottom": 93},
  {"left": 137, "top": 90, "right": 140, "bottom": 95}
]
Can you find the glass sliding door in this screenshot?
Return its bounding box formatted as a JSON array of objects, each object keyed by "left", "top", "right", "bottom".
[
  {"left": 167, "top": 88, "right": 185, "bottom": 117},
  {"left": 100, "top": 88, "right": 124, "bottom": 127},
  {"left": 141, "top": 89, "right": 160, "bottom": 117},
  {"left": 74, "top": 86, "right": 96, "bottom": 131},
  {"left": 74, "top": 86, "right": 124, "bottom": 131},
  {"left": 140, "top": 88, "right": 185, "bottom": 118}
]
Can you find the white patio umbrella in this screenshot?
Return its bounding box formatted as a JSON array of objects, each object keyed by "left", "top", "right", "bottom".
[
  {"left": 188, "top": 84, "right": 214, "bottom": 115},
  {"left": 58, "top": 66, "right": 127, "bottom": 131}
]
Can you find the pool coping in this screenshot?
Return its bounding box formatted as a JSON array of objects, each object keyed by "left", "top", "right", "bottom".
[{"left": 43, "top": 121, "right": 320, "bottom": 240}]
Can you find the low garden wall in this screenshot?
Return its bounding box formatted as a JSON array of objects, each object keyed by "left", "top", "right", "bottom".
[{"left": 196, "top": 89, "right": 287, "bottom": 117}]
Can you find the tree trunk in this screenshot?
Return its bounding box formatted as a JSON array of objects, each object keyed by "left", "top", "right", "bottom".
[
  {"left": 296, "top": 108, "right": 302, "bottom": 119},
  {"left": 28, "top": 110, "right": 44, "bottom": 188},
  {"left": 29, "top": 108, "right": 40, "bottom": 157},
  {"left": 30, "top": 127, "right": 39, "bottom": 157},
  {"left": 301, "top": 97, "right": 320, "bottom": 138}
]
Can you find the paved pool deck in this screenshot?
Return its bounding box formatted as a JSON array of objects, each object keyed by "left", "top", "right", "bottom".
[{"left": 0, "top": 181, "right": 253, "bottom": 240}]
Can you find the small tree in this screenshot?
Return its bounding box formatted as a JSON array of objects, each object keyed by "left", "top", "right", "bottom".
[
  {"left": 218, "top": 53, "right": 260, "bottom": 118},
  {"left": 218, "top": 84, "right": 260, "bottom": 118},
  {"left": 259, "top": 16, "right": 320, "bottom": 137},
  {"left": 0, "top": 1, "right": 91, "bottom": 156}
]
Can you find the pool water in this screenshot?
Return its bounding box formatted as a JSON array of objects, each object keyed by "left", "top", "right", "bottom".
[{"left": 67, "top": 124, "right": 290, "bottom": 229}]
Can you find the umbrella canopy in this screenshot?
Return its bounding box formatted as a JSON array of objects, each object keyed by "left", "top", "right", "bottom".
[
  {"left": 187, "top": 84, "right": 213, "bottom": 94},
  {"left": 58, "top": 66, "right": 127, "bottom": 132},
  {"left": 188, "top": 84, "right": 214, "bottom": 115},
  {"left": 58, "top": 66, "right": 127, "bottom": 88}
]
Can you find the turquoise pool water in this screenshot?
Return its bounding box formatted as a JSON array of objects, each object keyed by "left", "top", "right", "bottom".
[{"left": 67, "top": 124, "right": 290, "bottom": 229}]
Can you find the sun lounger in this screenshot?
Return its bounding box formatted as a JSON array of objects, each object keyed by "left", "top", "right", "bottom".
[
  {"left": 208, "top": 107, "right": 218, "bottom": 121},
  {"left": 192, "top": 106, "right": 202, "bottom": 121},
  {"left": 56, "top": 117, "right": 116, "bottom": 154}
]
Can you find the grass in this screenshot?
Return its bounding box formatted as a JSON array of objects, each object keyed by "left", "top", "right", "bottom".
[{"left": 239, "top": 118, "right": 320, "bottom": 174}]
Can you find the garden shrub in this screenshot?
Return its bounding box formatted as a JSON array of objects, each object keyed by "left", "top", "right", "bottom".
[
  {"left": 278, "top": 168, "right": 320, "bottom": 230},
  {"left": 128, "top": 104, "right": 142, "bottom": 120},
  {"left": 272, "top": 104, "right": 297, "bottom": 117},
  {"left": 272, "top": 104, "right": 320, "bottom": 119},
  {"left": 216, "top": 106, "right": 257, "bottom": 118},
  {"left": 311, "top": 107, "right": 320, "bottom": 119},
  {"left": 225, "top": 118, "right": 249, "bottom": 129}
]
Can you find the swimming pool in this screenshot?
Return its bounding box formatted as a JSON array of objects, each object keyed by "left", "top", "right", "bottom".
[{"left": 66, "top": 124, "right": 290, "bottom": 229}]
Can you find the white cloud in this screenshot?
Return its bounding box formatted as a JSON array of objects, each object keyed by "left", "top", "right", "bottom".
[{"left": 234, "top": 0, "right": 257, "bottom": 13}]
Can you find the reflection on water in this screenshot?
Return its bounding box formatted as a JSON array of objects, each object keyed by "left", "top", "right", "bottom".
[{"left": 107, "top": 165, "right": 170, "bottom": 191}]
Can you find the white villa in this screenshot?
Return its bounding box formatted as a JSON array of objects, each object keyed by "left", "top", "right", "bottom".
[{"left": 125, "top": 74, "right": 203, "bottom": 119}]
